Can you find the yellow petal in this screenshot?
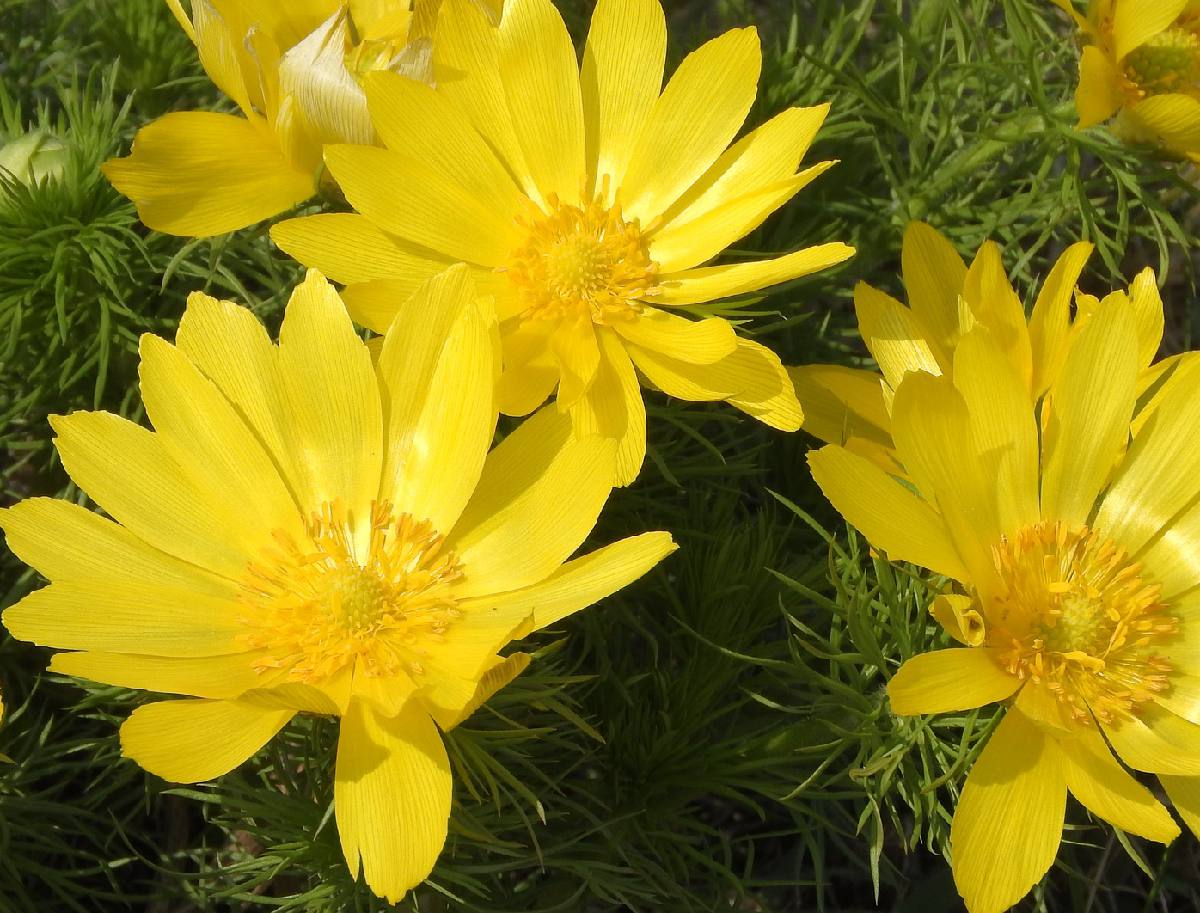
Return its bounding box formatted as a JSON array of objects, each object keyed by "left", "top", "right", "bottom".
[
  {"left": 1041, "top": 296, "right": 1138, "bottom": 527},
  {"left": 951, "top": 710, "right": 1065, "bottom": 913},
  {"left": 951, "top": 328, "right": 1039, "bottom": 536},
  {"left": 272, "top": 214, "right": 450, "bottom": 285},
  {"left": 1076, "top": 45, "right": 1125, "bottom": 128},
  {"left": 648, "top": 164, "right": 833, "bottom": 273},
  {"left": 1102, "top": 703, "right": 1200, "bottom": 775},
  {"left": 51, "top": 650, "right": 269, "bottom": 701},
  {"left": 1126, "top": 93, "right": 1200, "bottom": 153},
  {"left": 580, "top": 0, "right": 666, "bottom": 197},
  {"left": 431, "top": 0, "right": 535, "bottom": 195},
  {"left": 0, "top": 497, "right": 234, "bottom": 594},
  {"left": 961, "top": 241, "right": 1032, "bottom": 390},
  {"left": 1160, "top": 774, "right": 1200, "bottom": 838},
  {"left": 448, "top": 406, "right": 616, "bottom": 597},
  {"left": 323, "top": 144, "right": 521, "bottom": 267},
  {"left": 658, "top": 104, "right": 830, "bottom": 228},
  {"left": 102, "top": 112, "right": 313, "bottom": 237},
  {"left": 629, "top": 336, "right": 802, "bottom": 431},
  {"left": 349, "top": 669, "right": 417, "bottom": 719},
  {"left": 1028, "top": 241, "right": 1092, "bottom": 396},
  {"left": 334, "top": 698, "right": 451, "bottom": 902},
  {"left": 121, "top": 699, "right": 293, "bottom": 783},
  {"left": 552, "top": 318, "right": 601, "bottom": 409},
  {"left": 890, "top": 372, "right": 1000, "bottom": 590},
  {"left": 4, "top": 580, "right": 243, "bottom": 657},
  {"left": 571, "top": 329, "right": 647, "bottom": 487},
  {"left": 497, "top": 0, "right": 586, "bottom": 205},
  {"left": 620, "top": 27, "right": 760, "bottom": 224},
  {"left": 192, "top": 0, "right": 255, "bottom": 113},
  {"left": 900, "top": 221, "right": 967, "bottom": 365},
  {"left": 460, "top": 530, "right": 676, "bottom": 632},
  {"left": 49, "top": 411, "right": 249, "bottom": 578},
  {"left": 930, "top": 593, "right": 986, "bottom": 646},
  {"left": 277, "top": 271, "right": 383, "bottom": 519},
  {"left": 497, "top": 319, "right": 560, "bottom": 416},
  {"left": 1060, "top": 727, "right": 1179, "bottom": 841},
  {"left": 138, "top": 333, "right": 303, "bottom": 552},
  {"left": 1127, "top": 268, "right": 1165, "bottom": 369},
  {"left": 853, "top": 281, "right": 942, "bottom": 388},
  {"left": 277, "top": 9, "right": 373, "bottom": 146},
  {"left": 612, "top": 308, "right": 737, "bottom": 364},
  {"left": 807, "top": 445, "right": 968, "bottom": 580},
  {"left": 421, "top": 653, "right": 531, "bottom": 731},
  {"left": 791, "top": 363, "right": 893, "bottom": 445},
  {"left": 364, "top": 72, "right": 526, "bottom": 216},
  {"left": 342, "top": 272, "right": 492, "bottom": 336},
  {"left": 887, "top": 648, "right": 1019, "bottom": 715},
  {"left": 377, "top": 266, "right": 500, "bottom": 535},
  {"left": 655, "top": 242, "right": 854, "bottom": 307},
  {"left": 1113, "top": 0, "right": 1188, "bottom": 59}
]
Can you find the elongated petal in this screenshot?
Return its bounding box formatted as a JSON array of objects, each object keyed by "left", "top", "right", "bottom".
[
  {"left": 1076, "top": 45, "right": 1125, "bottom": 128},
  {"left": 324, "top": 144, "right": 520, "bottom": 267},
  {"left": 448, "top": 407, "right": 616, "bottom": 597},
  {"left": 277, "top": 271, "right": 383, "bottom": 522},
  {"left": 1103, "top": 704, "right": 1200, "bottom": 775},
  {"left": 620, "top": 27, "right": 760, "bottom": 224},
  {"left": 335, "top": 699, "right": 451, "bottom": 903},
  {"left": 629, "top": 336, "right": 801, "bottom": 430},
  {"left": 421, "top": 653, "right": 531, "bottom": 731},
  {"left": 900, "top": 221, "right": 966, "bottom": 365},
  {"left": 121, "top": 699, "right": 293, "bottom": 782},
  {"left": 658, "top": 104, "right": 830, "bottom": 228},
  {"left": 102, "top": 112, "right": 313, "bottom": 237},
  {"left": 1113, "top": 0, "right": 1188, "bottom": 59},
  {"left": 272, "top": 214, "right": 450, "bottom": 285},
  {"left": 1041, "top": 297, "right": 1138, "bottom": 527},
  {"left": 4, "top": 580, "right": 243, "bottom": 657},
  {"left": 613, "top": 308, "right": 737, "bottom": 364},
  {"left": 1061, "top": 727, "right": 1180, "bottom": 841},
  {"left": 1126, "top": 93, "right": 1200, "bottom": 153},
  {"left": 1161, "top": 774, "right": 1200, "bottom": 838},
  {"left": 497, "top": 0, "right": 586, "bottom": 205},
  {"left": 1028, "top": 241, "right": 1092, "bottom": 396},
  {"left": 365, "top": 72, "right": 526, "bottom": 215},
  {"left": 853, "top": 281, "right": 943, "bottom": 387},
  {"left": 0, "top": 498, "right": 234, "bottom": 594},
  {"left": 139, "top": 333, "right": 303, "bottom": 552},
  {"left": 963, "top": 243, "right": 1033, "bottom": 386},
  {"left": 552, "top": 318, "right": 601, "bottom": 408},
  {"left": 49, "top": 411, "right": 250, "bottom": 578},
  {"left": 377, "top": 267, "right": 500, "bottom": 534},
  {"left": 952, "top": 328, "right": 1039, "bottom": 537},
  {"left": 431, "top": 0, "right": 534, "bottom": 193},
  {"left": 887, "top": 648, "right": 1019, "bottom": 715},
  {"left": 951, "top": 710, "right": 1066, "bottom": 913},
  {"left": 460, "top": 530, "right": 676, "bottom": 633},
  {"left": 809, "top": 445, "right": 967, "bottom": 579},
  {"left": 1128, "top": 269, "right": 1166, "bottom": 369},
  {"left": 655, "top": 243, "right": 854, "bottom": 307},
  {"left": 791, "top": 364, "right": 894, "bottom": 455},
  {"left": 571, "top": 329, "right": 647, "bottom": 486},
  {"left": 581, "top": 0, "right": 666, "bottom": 197},
  {"left": 51, "top": 651, "right": 269, "bottom": 701},
  {"left": 497, "top": 319, "right": 560, "bottom": 415},
  {"left": 890, "top": 372, "right": 1000, "bottom": 591}
]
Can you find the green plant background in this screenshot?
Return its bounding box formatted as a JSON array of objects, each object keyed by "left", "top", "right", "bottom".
[{"left": 1, "top": 0, "right": 1198, "bottom": 910}]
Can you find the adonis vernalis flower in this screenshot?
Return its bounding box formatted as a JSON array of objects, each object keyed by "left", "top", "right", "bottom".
[
  {"left": 272, "top": 0, "right": 854, "bottom": 485},
  {"left": 1057, "top": 0, "right": 1200, "bottom": 157},
  {"left": 0, "top": 267, "right": 675, "bottom": 901},
  {"left": 808, "top": 291, "right": 1200, "bottom": 913},
  {"left": 792, "top": 221, "right": 1170, "bottom": 473},
  {"left": 103, "top": 0, "right": 440, "bottom": 236}
]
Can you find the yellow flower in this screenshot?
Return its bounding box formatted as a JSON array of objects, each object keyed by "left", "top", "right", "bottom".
[
  {"left": 1058, "top": 0, "right": 1200, "bottom": 157},
  {"left": 272, "top": 0, "right": 854, "bottom": 486},
  {"left": 792, "top": 221, "right": 1172, "bottom": 474},
  {"left": 808, "top": 292, "right": 1200, "bottom": 913},
  {"left": 103, "top": 0, "right": 438, "bottom": 236},
  {"left": 0, "top": 267, "right": 675, "bottom": 901}
]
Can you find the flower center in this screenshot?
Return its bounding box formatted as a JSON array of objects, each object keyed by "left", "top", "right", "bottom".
[
  {"left": 505, "top": 193, "right": 659, "bottom": 324},
  {"left": 1122, "top": 23, "right": 1200, "bottom": 97},
  {"left": 238, "top": 501, "right": 463, "bottom": 684},
  {"left": 985, "top": 522, "right": 1177, "bottom": 726}
]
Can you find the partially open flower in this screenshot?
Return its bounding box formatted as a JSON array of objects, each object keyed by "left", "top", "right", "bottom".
[
  {"left": 103, "top": 0, "right": 441, "bottom": 236},
  {"left": 0, "top": 129, "right": 68, "bottom": 189}
]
